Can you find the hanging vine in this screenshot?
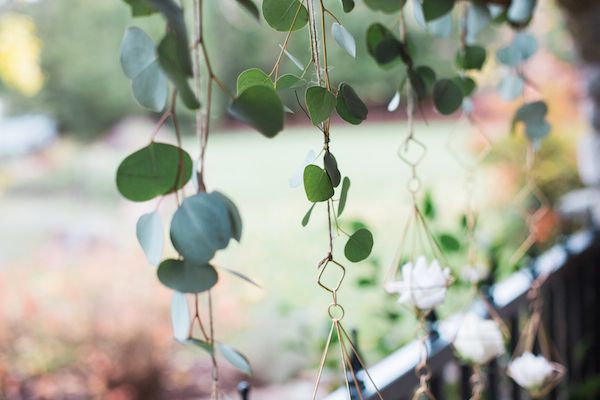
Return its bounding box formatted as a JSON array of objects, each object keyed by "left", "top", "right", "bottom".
[{"left": 113, "top": 0, "right": 563, "bottom": 396}]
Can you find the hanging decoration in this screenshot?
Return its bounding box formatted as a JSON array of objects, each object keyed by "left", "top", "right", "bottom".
[{"left": 508, "top": 275, "right": 566, "bottom": 397}]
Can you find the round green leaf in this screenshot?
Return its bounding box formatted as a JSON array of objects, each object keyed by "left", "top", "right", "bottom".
[
  {"left": 433, "top": 79, "right": 464, "bottom": 115},
  {"left": 366, "top": 23, "right": 403, "bottom": 68},
  {"left": 236, "top": 68, "right": 273, "bottom": 96},
  {"left": 341, "top": 0, "right": 355, "bottom": 13},
  {"left": 120, "top": 27, "right": 168, "bottom": 112},
  {"left": 336, "top": 83, "right": 368, "bottom": 125},
  {"left": 116, "top": 142, "right": 192, "bottom": 202},
  {"left": 157, "top": 259, "right": 219, "bottom": 293},
  {"left": 337, "top": 177, "right": 351, "bottom": 217},
  {"left": 136, "top": 211, "right": 163, "bottom": 266},
  {"left": 305, "top": 86, "right": 337, "bottom": 125},
  {"left": 276, "top": 74, "right": 306, "bottom": 90},
  {"left": 453, "top": 76, "right": 477, "bottom": 97},
  {"left": 422, "top": 0, "right": 455, "bottom": 21},
  {"left": 364, "top": 0, "right": 405, "bottom": 13},
  {"left": 170, "top": 192, "right": 233, "bottom": 264},
  {"left": 228, "top": 85, "right": 284, "bottom": 138},
  {"left": 456, "top": 45, "right": 487, "bottom": 70},
  {"left": 496, "top": 44, "right": 522, "bottom": 67},
  {"left": 513, "top": 32, "right": 538, "bottom": 61},
  {"left": 344, "top": 228, "right": 374, "bottom": 263},
  {"left": 262, "top": 0, "right": 309, "bottom": 32},
  {"left": 324, "top": 151, "right": 341, "bottom": 187},
  {"left": 303, "top": 165, "right": 334, "bottom": 202}
]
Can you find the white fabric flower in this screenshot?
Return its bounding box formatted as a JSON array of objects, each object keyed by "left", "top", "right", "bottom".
[
  {"left": 453, "top": 313, "right": 505, "bottom": 364},
  {"left": 385, "top": 256, "right": 451, "bottom": 310},
  {"left": 508, "top": 352, "right": 554, "bottom": 390},
  {"left": 461, "top": 263, "right": 489, "bottom": 284}
]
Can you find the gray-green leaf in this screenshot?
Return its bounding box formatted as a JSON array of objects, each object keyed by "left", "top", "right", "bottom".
[
  {"left": 136, "top": 211, "right": 163, "bottom": 266},
  {"left": 170, "top": 192, "right": 234, "bottom": 263},
  {"left": 332, "top": 23, "right": 356, "bottom": 58},
  {"left": 218, "top": 343, "right": 252, "bottom": 375},
  {"left": 120, "top": 27, "right": 168, "bottom": 112},
  {"left": 171, "top": 291, "right": 190, "bottom": 341}
]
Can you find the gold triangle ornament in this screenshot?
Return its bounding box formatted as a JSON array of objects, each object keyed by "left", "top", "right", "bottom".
[
  {"left": 508, "top": 276, "right": 566, "bottom": 398},
  {"left": 312, "top": 256, "right": 384, "bottom": 400}
]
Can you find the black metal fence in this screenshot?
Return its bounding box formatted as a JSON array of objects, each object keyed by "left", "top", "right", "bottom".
[{"left": 322, "top": 230, "right": 600, "bottom": 400}]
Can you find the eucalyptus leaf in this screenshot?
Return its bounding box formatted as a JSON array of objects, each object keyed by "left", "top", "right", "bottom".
[
  {"left": 387, "top": 91, "right": 401, "bottom": 112},
  {"left": 364, "top": 0, "right": 405, "bottom": 13},
  {"left": 433, "top": 79, "right": 463, "bottom": 115},
  {"left": 438, "top": 233, "right": 460, "bottom": 252},
  {"left": 262, "top": 0, "right": 309, "bottom": 32},
  {"left": 236, "top": 68, "right": 273, "bottom": 95},
  {"left": 338, "top": 177, "right": 351, "bottom": 217},
  {"left": 136, "top": 211, "right": 163, "bottom": 266},
  {"left": 276, "top": 74, "right": 306, "bottom": 90},
  {"left": 123, "top": 0, "right": 155, "bottom": 16},
  {"left": 157, "top": 32, "right": 200, "bottom": 109},
  {"left": 218, "top": 343, "right": 252, "bottom": 375},
  {"left": 228, "top": 85, "right": 284, "bottom": 138},
  {"left": 366, "top": 23, "right": 403, "bottom": 68},
  {"left": 280, "top": 45, "right": 305, "bottom": 71},
  {"left": 507, "top": 0, "right": 536, "bottom": 25},
  {"left": 116, "top": 142, "right": 192, "bottom": 202},
  {"left": 211, "top": 191, "right": 242, "bottom": 242},
  {"left": 513, "top": 101, "right": 551, "bottom": 142},
  {"left": 303, "top": 165, "right": 334, "bottom": 202},
  {"left": 220, "top": 266, "right": 261, "bottom": 288},
  {"left": 428, "top": 13, "right": 453, "bottom": 38},
  {"left": 335, "top": 83, "right": 368, "bottom": 125},
  {"left": 415, "top": 65, "right": 436, "bottom": 89},
  {"left": 171, "top": 291, "right": 190, "bottom": 341},
  {"left": 498, "top": 73, "right": 524, "bottom": 101},
  {"left": 340, "top": 0, "right": 355, "bottom": 13},
  {"left": 422, "top": 0, "right": 455, "bottom": 22},
  {"left": 157, "top": 259, "right": 219, "bottom": 293},
  {"left": 170, "top": 192, "right": 234, "bottom": 263},
  {"left": 344, "top": 228, "right": 374, "bottom": 263},
  {"left": 186, "top": 338, "right": 213, "bottom": 353},
  {"left": 235, "top": 0, "right": 260, "bottom": 20},
  {"left": 324, "top": 151, "right": 341, "bottom": 187},
  {"left": 456, "top": 45, "right": 487, "bottom": 70},
  {"left": 305, "top": 86, "right": 337, "bottom": 125},
  {"left": 120, "top": 27, "right": 168, "bottom": 112},
  {"left": 466, "top": 3, "right": 491, "bottom": 44},
  {"left": 302, "top": 203, "right": 316, "bottom": 227},
  {"left": 453, "top": 76, "right": 477, "bottom": 97},
  {"left": 332, "top": 23, "right": 356, "bottom": 58},
  {"left": 513, "top": 32, "right": 538, "bottom": 61}
]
